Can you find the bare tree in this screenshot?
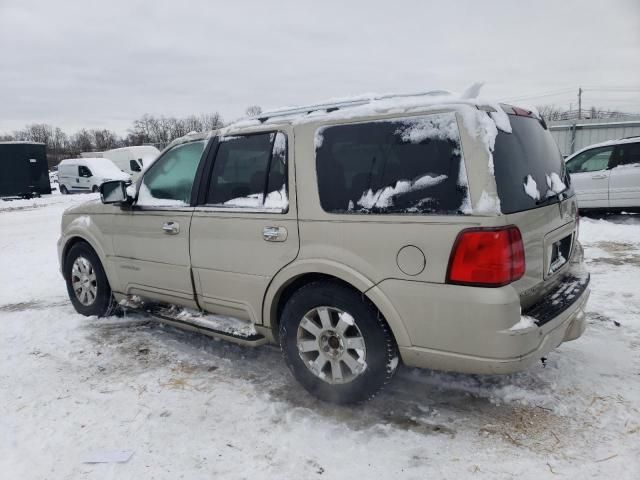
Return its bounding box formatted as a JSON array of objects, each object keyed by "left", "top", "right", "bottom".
[{"left": 245, "top": 105, "right": 262, "bottom": 117}]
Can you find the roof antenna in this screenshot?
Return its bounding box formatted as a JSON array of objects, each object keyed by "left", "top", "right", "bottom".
[{"left": 461, "top": 82, "right": 484, "bottom": 100}]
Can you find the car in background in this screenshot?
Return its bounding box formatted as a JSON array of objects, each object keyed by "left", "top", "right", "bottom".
[
  {"left": 565, "top": 136, "right": 640, "bottom": 211},
  {"left": 58, "top": 157, "right": 130, "bottom": 194},
  {"left": 103, "top": 146, "right": 160, "bottom": 181}
]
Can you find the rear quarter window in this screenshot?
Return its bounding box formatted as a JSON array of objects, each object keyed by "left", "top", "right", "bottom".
[{"left": 315, "top": 113, "right": 470, "bottom": 215}]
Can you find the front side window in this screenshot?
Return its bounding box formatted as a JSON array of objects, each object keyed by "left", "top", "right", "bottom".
[
  {"left": 315, "top": 113, "right": 468, "bottom": 214},
  {"left": 566, "top": 147, "right": 613, "bottom": 173},
  {"left": 137, "top": 140, "right": 206, "bottom": 206},
  {"left": 206, "top": 132, "right": 288, "bottom": 210},
  {"left": 79, "top": 166, "right": 92, "bottom": 177}
]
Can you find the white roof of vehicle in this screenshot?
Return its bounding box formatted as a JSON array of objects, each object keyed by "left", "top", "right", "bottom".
[
  {"left": 565, "top": 136, "right": 640, "bottom": 161},
  {"left": 59, "top": 157, "right": 129, "bottom": 180}
]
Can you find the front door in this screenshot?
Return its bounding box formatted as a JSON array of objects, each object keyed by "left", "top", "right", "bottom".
[
  {"left": 609, "top": 142, "right": 640, "bottom": 208},
  {"left": 566, "top": 146, "right": 614, "bottom": 208},
  {"left": 190, "top": 130, "right": 299, "bottom": 323},
  {"left": 110, "top": 139, "right": 208, "bottom": 307}
]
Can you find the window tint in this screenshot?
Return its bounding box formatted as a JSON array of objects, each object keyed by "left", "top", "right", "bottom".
[
  {"left": 206, "top": 132, "right": 288, "bottom": 210},
  {"left": 137, "top": 140, "right": 205, "bottom": 206},
  {"left": 129, "top": 159, "right": 142, "bottom": 172},
  {"left": 614, "top": 142, "right": 640, "bottom": 167},
  {"left": 79, "top": 166, "right": 91, "bottom": 177},
  {"left": 566, "top": 147, "right": 613, "bottom": 173},
  {"left": 315, "top": 113, "right": 468, "bottom": 214},
  {"left": 493, "top": 115, "right": 570, "bottom": 214}
]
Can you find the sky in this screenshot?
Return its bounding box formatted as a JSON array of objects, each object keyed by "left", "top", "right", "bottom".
[{"left": 1, "top": 0, "right": 639, "bottom": 135}]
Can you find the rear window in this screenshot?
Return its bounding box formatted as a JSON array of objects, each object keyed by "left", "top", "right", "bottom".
[
  {"left": 315, "top": 113, "right": 469, "bottom": 214},
  {"left": 493, "top": 115, "right": 571, "bottom": 214}
]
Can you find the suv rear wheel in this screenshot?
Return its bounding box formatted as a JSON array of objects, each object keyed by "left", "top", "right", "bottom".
[
  {"left": 279, "top": 281, "right": 399, "bottom": 403},
  {"left": 64, "top": 242, "right": 116, "bottom": 317}
]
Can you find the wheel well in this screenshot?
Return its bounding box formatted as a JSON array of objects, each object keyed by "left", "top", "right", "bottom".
[
  {"left": 62, "top": 237, "right": 92, "bottom": 269},
  {"left": 271, "top": 273, "right": 382, "bottom": 342}
]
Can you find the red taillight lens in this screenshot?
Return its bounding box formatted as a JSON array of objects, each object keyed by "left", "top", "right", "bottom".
[{"left": 447, "top": 226, "right": 525, "bottom": 287}]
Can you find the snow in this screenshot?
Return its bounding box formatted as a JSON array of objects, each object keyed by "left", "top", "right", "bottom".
[
  {"left": 509, "top": 315, "right": 537, "bottom": 331},
  {"left": 523, "top": 175, "right": 541, "bottom": 201},
  {"left": 1, "top": 195, "right": 640, "bottom": 479},
  {"left": 475, "top": 190, "right": 502, "bottom": 215},
  {"left": 356, "top": 174, "right": 447, "bottom": 210},
  {"left": 546, "top": 172, "right": 567, "bottom": 195},
  {"left": 222, "top": 186, "right": 288, "bottom": 210},
  {"left": 60, "top": 158, "right": 130, "bottom": 181},
  {"left": 394, "top": 113, "right": 460, "bottom": 143},
  {"left": 136, "top": 183, "right": 188, "bottom": 207}
]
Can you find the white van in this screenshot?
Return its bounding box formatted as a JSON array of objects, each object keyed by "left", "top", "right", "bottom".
[
  {"left": 103, "top": 146, "right": 160, "bottom": 180},
  {"left": 57, "top": 158, "right": 130, "bottom": 194}
]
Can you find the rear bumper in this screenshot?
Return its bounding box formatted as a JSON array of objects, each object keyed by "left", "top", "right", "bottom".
[{"left": 376, "top": 264, "right": 590, "bottom": 374}]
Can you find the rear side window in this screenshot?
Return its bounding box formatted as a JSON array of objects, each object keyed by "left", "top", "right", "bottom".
[
  {"left": 614, "top": 142, "right": 640, "bottom": 167},
  {"left": 315, "top": 113, "right": 469, "bottom": 214},
  {"left": 206, "top": 132, "right": 288, "bottom": 210}
]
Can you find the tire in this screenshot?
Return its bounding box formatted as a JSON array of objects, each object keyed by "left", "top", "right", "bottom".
[
  {"left": 92, "top": 185, "right": 99, "bottom": 193},
  {"left": 64, "top": 242, "right": 117, "bottom": 317},
  {"left": 60, "top": 185, "right": 68, "bottom": 195},
  {"left": 279, "top": 280, "right": 399, "bottom": 404}
]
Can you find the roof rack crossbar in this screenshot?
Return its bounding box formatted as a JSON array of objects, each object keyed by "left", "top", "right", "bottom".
[{"left": 256, "top": 90, "right": 451, "bottom": 122}]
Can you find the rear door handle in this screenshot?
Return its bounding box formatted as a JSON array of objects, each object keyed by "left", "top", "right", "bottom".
[
  {"left": 591, "top": 174, "right": 608, "bottom": 179},
  {"left": 162, "top": 221, "right": 180, "bottom": 235},
  {"left": 263, "top": 226, "right": 287, "bottom": 242}
]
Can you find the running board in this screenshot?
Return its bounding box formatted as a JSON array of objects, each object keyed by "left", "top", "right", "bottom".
[{"left": 145, "top": 305, "right": 267, "bottom": 347}]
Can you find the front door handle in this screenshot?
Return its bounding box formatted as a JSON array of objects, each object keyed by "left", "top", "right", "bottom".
[
  {"left": 591, "top": 174, "right": 608, "bottom": 179},
  {"left": 263, "top": 226, "right": 287, "bottom": 242},
  {"left": 162, "top": 221, "right": 180, "bottom": 235}
]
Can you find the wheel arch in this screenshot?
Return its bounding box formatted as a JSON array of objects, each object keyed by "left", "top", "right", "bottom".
[
  {"left": 263, "top": 260, "right": 411, "bottom": 347},
  {"left": 60, "top": 231, "right": 118, "bottom": 292}
]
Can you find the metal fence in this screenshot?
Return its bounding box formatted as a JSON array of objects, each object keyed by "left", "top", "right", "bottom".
[{"left": 548, "top": 117, "right": 640, "bottom": 157}]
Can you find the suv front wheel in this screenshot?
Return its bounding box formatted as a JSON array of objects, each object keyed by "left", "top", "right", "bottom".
[
  {"left": 64, "top": 242, "right": 117, "bottom": 317},
  {"left": 279, "top": 281, "right": 399, "bottom": 404}
]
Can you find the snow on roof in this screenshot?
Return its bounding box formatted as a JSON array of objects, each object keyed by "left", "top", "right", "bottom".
[
  {"left": 59, "top": 157, "right": 130, "bottom": 180},
  {"left": 565, "top": 136, "right": 640, "bottom": 161}
]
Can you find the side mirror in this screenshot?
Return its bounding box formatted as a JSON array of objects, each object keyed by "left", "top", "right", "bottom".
[{"left": 100, "top": 180, "right": 128, "bottom": 204}]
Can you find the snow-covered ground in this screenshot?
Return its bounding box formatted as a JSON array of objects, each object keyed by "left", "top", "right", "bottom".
[{"left": 1, "top": 194, "right": 639, "bottom": 479}]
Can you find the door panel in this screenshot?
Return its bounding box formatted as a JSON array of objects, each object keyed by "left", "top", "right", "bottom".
[
  {"left": 190, "top": 129, "right": 299, "bottom": 323},
  {"left": 570, "top": 171, "right": 609, "bottom": 208},
  {"left": 190, "top": 213, "right": 299, "bottom": 321},
  {"left": 566, "top": 146, "right": 614, "bottom": 209},
  {"left": 111, "top": 209, "right": 196, "bottom": 306}
]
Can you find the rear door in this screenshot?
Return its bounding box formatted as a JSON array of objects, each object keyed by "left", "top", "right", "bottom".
[
  {"left": 110, "top": 140, "right": 207, "bottom": 307},
  {"left": 565, "top": 146, "right": 614, "bottom": 208},
  {"left": 609, "top": 141, "right": 640, "bottom": 208},
  {"left": 189, "top": 129, "right": 299, "bottom": 323}
]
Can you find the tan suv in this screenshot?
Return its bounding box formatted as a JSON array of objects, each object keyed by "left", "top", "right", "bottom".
[{"left": 58, "top": 93, "right": 590, "bottom": 403}]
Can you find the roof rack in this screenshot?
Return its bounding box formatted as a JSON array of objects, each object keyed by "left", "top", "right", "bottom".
[{"left": 256, "top": 90, "right": 451, "bottom": 123}]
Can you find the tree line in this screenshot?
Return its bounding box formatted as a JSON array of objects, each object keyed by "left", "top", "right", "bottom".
[
  {"left": 0, "top": 112, "right": 225, "bottom": 166},
  {"left": 537, "top": 105, "right": 635, "bottom": 122}
]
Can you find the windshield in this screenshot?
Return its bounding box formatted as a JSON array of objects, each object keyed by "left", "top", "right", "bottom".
[{"left": 493, "top": 115, "right": 571, "bottom": 214}]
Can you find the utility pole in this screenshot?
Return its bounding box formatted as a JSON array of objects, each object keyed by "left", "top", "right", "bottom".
[{"left": 578, "top": 87, "right": 582, "bottom": 119}]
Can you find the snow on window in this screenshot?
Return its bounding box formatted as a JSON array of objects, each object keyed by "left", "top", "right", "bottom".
[
  {"left": 223, "top": 186, "right": 288, "bottom": 210},
  {"left": 136, "top": 183, "right": 188, "bottom": 207},
  {"left": 356, "top": 174, "right": 448, "bottom": 209},
  {"left": 546, "top": 172, "right": 567, "bottom": 195},
  {"left": 523, "top": 175, "right": 541, "bottom": 201},
  {"left": 273, "top": 132, "right": 287, "bottom": 157},
  {"left": 394, "top": 114, "right": 460, "bottom": 144},
  {"left": 314, "top": 127, "right": 326, "bottom": 149}
]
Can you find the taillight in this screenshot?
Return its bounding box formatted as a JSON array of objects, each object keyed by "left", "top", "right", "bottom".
[{"left": 447, "top": 226, "right": 525, "bottom": 287}]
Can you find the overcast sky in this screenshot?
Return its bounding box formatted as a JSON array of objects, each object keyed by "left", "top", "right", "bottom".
[{"left": 1, "top": 0, "right": 639, "bottom": 135}]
